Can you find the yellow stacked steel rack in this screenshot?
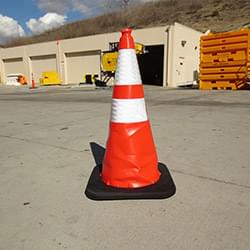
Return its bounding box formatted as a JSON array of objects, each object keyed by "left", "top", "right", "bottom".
[
  {"left": 248, "top": 33, "right": 250, "bottom": 77},
  {"left": 200, "top": 29, "right": 250, "bottom": 90}
]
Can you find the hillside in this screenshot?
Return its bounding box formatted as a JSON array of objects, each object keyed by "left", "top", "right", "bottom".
[{"left": 5, "top": 0, "right": 250, "bottom": 47}]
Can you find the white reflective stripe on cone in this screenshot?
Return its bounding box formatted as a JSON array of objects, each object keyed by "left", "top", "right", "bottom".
[
  {"left": 111, "top": 98, "right": 148, "bottom": 123},
  {"left": 115, "top": 49, "right": 142, "bottom": 85}
]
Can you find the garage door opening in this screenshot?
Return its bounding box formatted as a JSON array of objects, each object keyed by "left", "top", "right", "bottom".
[
  {"left": 65, "top": 50, "right": 100, "bottom": 84},
  {"left": 138, "top": 45, "right": 164, "bottom": 86},
  {"left": 30, "top": 54, "right": 57, "bottom": 83},
  {"left": 3, "top": 57, "right": 25, "bottom": 75}
]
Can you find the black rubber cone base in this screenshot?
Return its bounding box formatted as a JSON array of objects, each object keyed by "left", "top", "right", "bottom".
[{"left": 85, "top": 163, "right": 176, "bottom": 201}]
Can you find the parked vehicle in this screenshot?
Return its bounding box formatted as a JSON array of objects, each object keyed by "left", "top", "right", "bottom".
[{"left": 6, "top": 73, "right": 27, "bottom": 86}]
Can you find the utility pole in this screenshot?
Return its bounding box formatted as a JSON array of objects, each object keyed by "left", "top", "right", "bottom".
[{"left": 122, "top": 0, "right": 130, "bottom": 8}]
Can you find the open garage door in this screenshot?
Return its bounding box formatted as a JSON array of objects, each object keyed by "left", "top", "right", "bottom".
[
  {"left": 3, "top": 57, "right": 26, "bottom": 76},
  {"left": 30, "top": 54, "right": 57, "bottom": 83},
  {"left": 138, "top": 45, "right": 164, "bottom": 86},
  {"left": 65, "top": 50, "right": 100, "bottom": 84}
]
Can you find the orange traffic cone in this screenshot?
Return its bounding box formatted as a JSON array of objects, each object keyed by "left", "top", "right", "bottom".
[
  {"left": 30, "top": 73, "right": 36, "bottom": 89},
  {"left": 102, "top": 28, "right": 160, "bottom": 188},
  {"left": 85, "top": 28, "right": 176, "bottom": 200}
]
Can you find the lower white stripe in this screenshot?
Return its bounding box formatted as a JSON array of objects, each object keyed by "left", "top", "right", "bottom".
[{"left": 111, "top": 98, "right": 148, "bottom": 123}]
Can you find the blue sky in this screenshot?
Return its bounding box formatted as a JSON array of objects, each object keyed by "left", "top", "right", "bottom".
[
  {"left": 0, "top": 0, "right": 102, "bottom": 38},
  {"left": 1, "top": 0, "right": 42, "bottom": 32},
  {"left": 0, "top": 0, "right": 86, "bottom": 31},
  {"left": 0, "top": 0, "right": 149, "bottom": 43}
]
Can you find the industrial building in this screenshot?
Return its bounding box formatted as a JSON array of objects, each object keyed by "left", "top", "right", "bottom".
[{"left": 0, "top": 22, "right": 202, "bottom": 87}]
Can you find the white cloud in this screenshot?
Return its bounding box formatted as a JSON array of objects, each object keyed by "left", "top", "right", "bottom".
[
  {"left": 0, "top": 14, "right": 25, "bottom": 43},
  {"left": 26, "top": 13, "right": 67, "bottom": 34}
]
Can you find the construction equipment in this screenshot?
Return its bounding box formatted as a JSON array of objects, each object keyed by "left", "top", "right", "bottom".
[
  {"left": 80, "top": 74, "right": 99, "bottom": 85},
  {"left": 100, "top": 42, "right": 146, "bottom": 85},
  {"left": 39, "top": 71, "right": 61, "bottom": 86},
  {"left": 200, "top": 28, "right": 250, "bottom": 90}
]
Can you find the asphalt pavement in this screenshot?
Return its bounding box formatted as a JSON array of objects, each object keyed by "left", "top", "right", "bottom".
[{"left": 0, "top": 85, "right": 249, "bottom": 250}]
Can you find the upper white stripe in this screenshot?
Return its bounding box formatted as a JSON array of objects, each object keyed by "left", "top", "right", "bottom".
[
  {"left": 115, "top": 49, "right": 142, "bottom": 85},
  {"left": 111, "top": 98, "right": 148, "bottom": 123}
]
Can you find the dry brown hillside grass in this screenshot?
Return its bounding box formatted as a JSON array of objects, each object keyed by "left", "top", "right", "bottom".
[{"left": 4, "top": 0, "right": 250, "bottom": 47}]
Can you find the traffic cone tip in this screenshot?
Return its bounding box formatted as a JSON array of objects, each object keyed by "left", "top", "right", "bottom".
[{"left": 119, "top": 27, "right": 135, "bottom": 49}]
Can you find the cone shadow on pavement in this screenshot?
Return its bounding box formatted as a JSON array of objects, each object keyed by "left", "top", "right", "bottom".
[{"left": 90, "top": 142, "right": 105, "bottom": 165}]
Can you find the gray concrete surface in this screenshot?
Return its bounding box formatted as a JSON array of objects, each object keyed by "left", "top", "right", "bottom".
[{"left": 0, "top": 85, "right": 249, "bottom": 250}]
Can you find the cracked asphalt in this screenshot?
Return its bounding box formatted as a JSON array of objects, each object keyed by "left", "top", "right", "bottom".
[{"left": 0, "top": 85, "right": 250, "bottom": 250}]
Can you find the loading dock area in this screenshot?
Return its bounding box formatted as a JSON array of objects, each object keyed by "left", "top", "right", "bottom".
[
  {"left": 0, "top": 23, "right": 202, "bottom": 87},
  {"left": 65, "top": 50, "right": 101, "bottom": 84},
  {"left": 30, "top": 54, "right": 58, "bottom": 83},
  {"left": 3, "top": 57, "right": 25, "bottom": 76},
  {"left": 138, "top": 44, "right": 164, "bottom": 85}
]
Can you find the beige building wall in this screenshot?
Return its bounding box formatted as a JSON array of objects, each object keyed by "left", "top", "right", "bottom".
[
  {"left": 167, "top": 23, "right": 201, "bottom": 87},
  {"left": 30, "top": 55, "right": 57, "bottom": 83},
  {"left": 65, "top": 50, "right": 101, "bottom": 84},
  {"left": 3, "top": 58, "right": 25, "bottom": 75},
  {"left": 0, "top": 46, "right": 27, "bottom": 83},
  {"left": 0, "top": 49, "right": 4, "bottom": 84},
  {"left": 104, "top": 26, "right": 167, "bottom": 46},
  {"left": 60, "top": 27, "right": 167, "bottom": 84},
  {"left": 27, "top": 41, "right": 59, "bottom": 83},
  {"left": 0, "top": 23, "right": 202, "bottom": 87},
  {"left": 104, "top": 26, "right": 168, "bottom": 86},
  {"left": 59, "top": 33, "right": 106, "bottom": 83}
]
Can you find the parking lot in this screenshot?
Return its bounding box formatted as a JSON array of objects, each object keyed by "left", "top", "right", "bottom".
[{"left": 0, "top": 85, "right": 249, "bottom": 250}]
